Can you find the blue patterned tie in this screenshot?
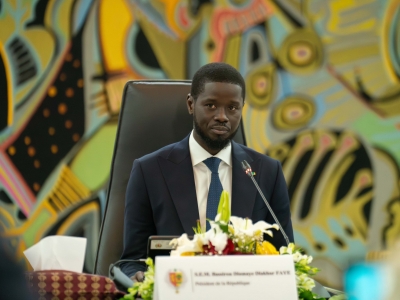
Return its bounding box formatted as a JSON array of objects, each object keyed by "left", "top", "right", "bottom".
[{"left": 203, "top": 157, "right": 223, "bottom": 231}]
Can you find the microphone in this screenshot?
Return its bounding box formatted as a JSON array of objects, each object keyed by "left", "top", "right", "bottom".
[
  {"left": 241, "top": 160, "right": 290, "bottom": 246},
  {"left": 109, "top": 259, "right": 146, "bottom": 290}
]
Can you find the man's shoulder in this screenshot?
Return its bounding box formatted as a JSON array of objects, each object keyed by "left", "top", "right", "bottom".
[{"left": 137, "top": 140, "right": 185, "bottom": 163}]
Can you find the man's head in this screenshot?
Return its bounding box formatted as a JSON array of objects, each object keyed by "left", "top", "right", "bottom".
[
  {"left": 190, "top": 62, "right": 246, "bottom": 101},
  {"left": 187, "top": 63, "right": 245, "bottom": 155}
]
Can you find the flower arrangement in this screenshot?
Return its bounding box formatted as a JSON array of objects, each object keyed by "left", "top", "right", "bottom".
[{"left": 124, "top": 191, "right": 346, "bottom": 300}]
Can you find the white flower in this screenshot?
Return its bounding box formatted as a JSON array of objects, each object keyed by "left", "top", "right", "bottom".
[
  {"left": 209, "top": 231, "right": 228, "bottom": 252},
  {"left": 296, "top": 273, "right": 315, "bottom": 291},
  {"left": 170, "top": 234, "right": 204, "bottom": 256},
  {"left": 292, "top": 252, "right": 302, "bottom": 263},
  {"left": 307, "top": 255, "right": 313, "bottom": 264},
  {"left": 280, "top": 243, "right": 296, "bottom": 255},
  {"left": 297, "top": 256, "right": 310, "bottom": 266},
  {"left": 204, "top": 224, "right": 229, "bottom": 252},
  {"left": 229, "top": 216, "right": 279, "bottom": 237},
  {"left": 207, "top": 220, "right": 225, "bottom": 234},
  {"left": 194, "top": 233, "right": 209, "bottom": 246}
]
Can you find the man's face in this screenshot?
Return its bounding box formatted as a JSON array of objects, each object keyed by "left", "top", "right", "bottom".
[{"left": 187, "top": 82, "right": 244, "bottom": 155}]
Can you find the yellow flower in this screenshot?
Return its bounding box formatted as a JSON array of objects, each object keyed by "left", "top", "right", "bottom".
[
  {"left": 256, "top": 241, "right": 279, "bottom": 255},
  {"left": 181, "top": 252, "right": 195, "bottom": 256}
]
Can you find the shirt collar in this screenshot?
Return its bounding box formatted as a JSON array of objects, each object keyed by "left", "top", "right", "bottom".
[{"left": 189, "top": 130, "right": 232, "bottom": 167}]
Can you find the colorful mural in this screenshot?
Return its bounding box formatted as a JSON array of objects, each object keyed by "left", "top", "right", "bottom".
[{"left": 0, "top": 0, "right": 399, "bottom": 288}]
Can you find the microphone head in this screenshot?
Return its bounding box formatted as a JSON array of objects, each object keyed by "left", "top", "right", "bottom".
[{"left": 241, "top": 160, "right": 253, "bottom": 177}]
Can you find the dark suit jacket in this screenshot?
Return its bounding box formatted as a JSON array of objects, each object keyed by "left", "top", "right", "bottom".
[
  {"left": 0, "top": 240, "right": 33, "bottom": 299},
  {"left": 121, "top": 135, "right": 294, "bottom": 277}
]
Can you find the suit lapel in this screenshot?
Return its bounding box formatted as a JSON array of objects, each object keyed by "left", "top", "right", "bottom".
[
  {"left": 158, "top": 136, "right": 199, "bottom": 234},
  {"left": 231, "top": 142, "right": 258, "bottom": 219}
]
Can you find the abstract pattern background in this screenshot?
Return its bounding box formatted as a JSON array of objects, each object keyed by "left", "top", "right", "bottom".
[{"left": 1, "top": 0, "right": 399, "bottom": 288}]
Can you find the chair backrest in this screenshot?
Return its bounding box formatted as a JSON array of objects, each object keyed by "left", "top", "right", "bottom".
[{"left": 93, "top": 80, "right": 246, "bottom": 275}]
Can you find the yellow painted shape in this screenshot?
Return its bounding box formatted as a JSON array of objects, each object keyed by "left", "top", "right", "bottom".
[
  {"left": 286, "top": 131, "right": 371, "bottom": 248},
  {"left": 242, "top": 104, "right": 271, "bottom": 153},
  {"left": 57, "top": 202, "right": 99, "bottom": 235},
  {"left": 50, "top": 165, "right": 90, "bottom": 207},
  {"left": 0, "top": 42, "right": 13, "bottom": 125},
  {"left": 0, "top": 202, "right": 56, "bottom": 262},
  {"left": 328, "top": 44, "right": 380, "bottom": 65},
  {"left": 61, "top": 167, "right": 91, "bottom": 198},
  {"left": 56, "top": 182, "right": 76, "bottom": 204},
  {"left": 381, "top": 1, "right": 400, "bottom": 84},
  {"left": 328, "top": 0, "right": 377, "bottom": 34},
  {"left": 0, "top": 207, "right": 16, "bottom": 228},
  {"left": 2, "top": 163, "right": 92, "bottom": 249},
  {"left": 320, "top": 99, "right": 365, "bottom": 127},
  {"left": 372, "top": 100, "right": 400, "bottom": 116},
  {"left": 0, "top": 13, "right": 16, "bottom": 41},
  {"left": 45, "top": 0, "right": 74, "bottom": 38},
  {"left": 15, "top": 82, "right": 35, "bottom": 106},
  {"left": 306, "top": 79, "right": 337, "bottom": 97},
  {"left": 364, "top": 77, "right": 394, "bottom": 93},
  {"left": 257, "top": 108, "right": 272, "bottom": 150},
  {"left": 11, "top": 25, "right": 57, "bottom": 105},
  {"left": 4, "top": 201, "right": 57, "bottom": 239},
  {"left": 282, "top": 131, "right": 316, "bottom": 188},
  {"left": 325, "top": 89, "right": 348, "bottom": 103},
  {"left": 22, "top": 29, "right": 55, "bottom": 72},
  {"left": 99, "top": 0, "right": 132, "bottom": 71},
  {"left": 137, "top": 10, "right": 186, "bottom": 79},
  {"left": 224, "top": 35, "right": 241, "bottom": 69},
  {"left": 375, "top": 150, "right": 400, "bottom": 248},
  {"left": 70, "top": 123, "right": 118, "bottom": 191},
  {"left": 249, "top": 114, "right": 265, "bottom": 153}
]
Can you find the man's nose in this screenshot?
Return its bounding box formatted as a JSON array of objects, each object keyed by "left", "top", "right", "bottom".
[{"left": 214, "top": 107, "right": 228, "bottom": 122}]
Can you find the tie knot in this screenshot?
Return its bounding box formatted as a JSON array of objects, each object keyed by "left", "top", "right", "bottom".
[{"left": 203, "top": 157, "right": 221, "bottom": 173}]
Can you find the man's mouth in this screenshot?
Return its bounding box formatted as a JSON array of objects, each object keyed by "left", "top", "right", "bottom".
[{"left": 210, "top": 125, "right": 229, "bottom": 135}]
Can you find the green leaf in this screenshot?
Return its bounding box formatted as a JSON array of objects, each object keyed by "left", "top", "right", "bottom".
[
  {"left": 299, "top": 290, "right": 314, "bottom": 300},
  {"left": 219, "top": 223, "right": 229, "bottom": 234}
]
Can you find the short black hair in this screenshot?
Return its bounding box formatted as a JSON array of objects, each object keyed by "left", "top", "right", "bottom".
[{"left": 190, "top": 62, "right": 246, "bottom": 101}]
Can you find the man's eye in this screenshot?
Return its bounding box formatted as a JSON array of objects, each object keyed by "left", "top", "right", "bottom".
[
  {"left": 206, "top": 104, "right": 215, "bottom": 108},
  {"left": 229, "top": 106, "right": 238, "bottom": 111}
]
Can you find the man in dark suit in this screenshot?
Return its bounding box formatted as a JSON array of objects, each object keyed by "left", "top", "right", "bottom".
[
  {"left": 121, "top": 63, "right": 294, "bottom": 280},
  {"left": 0, "top": 239, "right": 32, "bottom": 299}
]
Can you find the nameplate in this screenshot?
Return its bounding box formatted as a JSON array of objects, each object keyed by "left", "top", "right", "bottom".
[
  {"left": 150, "top": 239, "right": 175, "bottom": 250},
  {"left": 154, "top": 255, "right": 297, "bottom": 300}
]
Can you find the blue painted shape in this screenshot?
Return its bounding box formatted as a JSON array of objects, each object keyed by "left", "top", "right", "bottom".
[
  {"left": 73, "top": 0, "right": 94, "bottom": 34},
  {"left": 345, "top": 263, "right": 388, "bottom": 300}
]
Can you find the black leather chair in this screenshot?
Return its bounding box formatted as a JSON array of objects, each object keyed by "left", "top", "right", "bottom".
[{"left": 93, "top": 80, "right": 246, "bottom": 276}]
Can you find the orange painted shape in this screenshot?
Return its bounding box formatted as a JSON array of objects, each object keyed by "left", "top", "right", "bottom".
[{"left": 210, "top": 0, "right": 274, "bottom": 61}]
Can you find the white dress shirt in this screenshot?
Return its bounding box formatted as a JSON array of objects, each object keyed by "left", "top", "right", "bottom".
[{"left": 189, "top": 130, "right": 232, "bottom": 230}]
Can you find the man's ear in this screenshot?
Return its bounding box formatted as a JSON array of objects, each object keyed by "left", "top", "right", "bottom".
[{"left": 187, "top": 94, "right": 194, "bottom": 115}]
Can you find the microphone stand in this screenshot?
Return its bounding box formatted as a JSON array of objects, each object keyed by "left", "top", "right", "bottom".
[{"left": 241, "top": 160, "right": 290, "bottom": 246}]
